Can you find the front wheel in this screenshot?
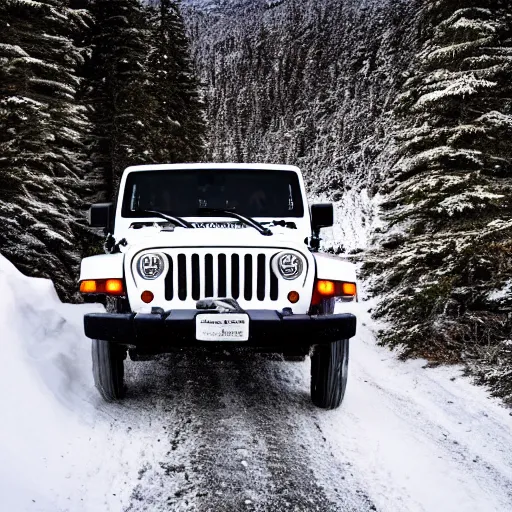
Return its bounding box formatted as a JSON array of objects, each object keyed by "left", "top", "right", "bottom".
[
  {"left": 310, "top": 339, "right": 349, "bottom": 410},
  {"left": 92, "top": 339, "right": 126, "bottom": 401}
]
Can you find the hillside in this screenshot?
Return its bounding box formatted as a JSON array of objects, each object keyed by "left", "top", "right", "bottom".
[{"left": 184, "top": 0, "right": 422, "bottom": 251}]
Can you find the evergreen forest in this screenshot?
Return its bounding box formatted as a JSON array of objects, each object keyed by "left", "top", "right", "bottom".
[{"left": 0, "top": 0, "right": 205, "bottom": 299}]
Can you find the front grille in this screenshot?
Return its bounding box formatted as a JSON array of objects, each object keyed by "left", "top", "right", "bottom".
[{"left": 164, "top": 252, "right": 279, "bottom": 302}]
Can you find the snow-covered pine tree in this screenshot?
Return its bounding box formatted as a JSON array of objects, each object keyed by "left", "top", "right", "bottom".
[
  {"left": 366, "top": 1, "right": 512, "bottom": 400},
  {"left": 0, "top": 0, "right": 91, "bottom": 299},
  {"left": 184, "top": 0, "right": 422, "bottom": 249},
  {"left": 146, "top": 0, "right": 206, "bottom": 164},
  {"left": 84, "top": 0, "right": 154, "bottom": 200}
]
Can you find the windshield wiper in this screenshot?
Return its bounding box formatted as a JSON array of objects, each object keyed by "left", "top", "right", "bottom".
[
  {"left": 136, "top": 210, "right": 194, "bottom": 229},
  {"left": 197, "top": 207, "right": 273, "bottom": 236}
]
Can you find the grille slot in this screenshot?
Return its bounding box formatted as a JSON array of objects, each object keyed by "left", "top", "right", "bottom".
[
  {"left": 231, "top": 254, "right": 240, "bottom": 299},
  {"left": 191, "top": 254, "right": 200, "bottom": 300},
  {"left": 177, "top": 254, "right": 187, "bottom": 300},
  {"left": 270, "top": 261, "right": 279, "bottom": 301},
  {"left": 165, "top": 255, "right": 173, "bottom": 301},
  {"left": 205, "top": 254, "right": 214, "bottom": 298},
  {"left": 218, "top": 254, "right": 227, "bottom": 297},
  {"left": 244, "top": 255, "right": 252, "bottom": 300},
  {"left": 164, "top": 252, "right": 279, "bottom": 302},
  {"left": 257, "top": 254, "right": 266, "bottom": 301}
]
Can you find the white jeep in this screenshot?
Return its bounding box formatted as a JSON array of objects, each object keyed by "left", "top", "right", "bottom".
[{"left": 80, "top": 163, "right": 357, "bottom": 409}]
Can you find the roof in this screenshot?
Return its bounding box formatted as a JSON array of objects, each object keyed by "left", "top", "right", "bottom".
[{"left": 123, "top": 163, "right": 302, "bottom": 173}]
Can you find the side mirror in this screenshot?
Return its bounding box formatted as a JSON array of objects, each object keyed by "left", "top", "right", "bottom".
[
  {"left": 87, "top": 203, "right": 113, "bottom": 229},
  {"left": 311, "top": 203, "right": 334, "bottom": 231}
]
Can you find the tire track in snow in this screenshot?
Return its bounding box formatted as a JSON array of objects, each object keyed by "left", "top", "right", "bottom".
[
  {"left": 123, "top": 353, "right": 224, "bottom": 511},
  {"left": 121, "top": 351, "right": 376, "bottom": 512},
  {"left": 226, "top": 352, "right": 376, "bottom": 512},
  {"left": 105, "top": 317, "right": 512, "bottom": 512},
  {"left": 188, "top": 355, "right": 276, "bottom": 512}
]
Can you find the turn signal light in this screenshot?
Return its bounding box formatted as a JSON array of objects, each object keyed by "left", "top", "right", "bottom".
[
  {"left": 79, "top": 279, "right": 125, "bottom": 296},
  {"left": 105, "top": 279, "right": 124, "bottom": 295},
  {"left": 342, "top": 282, "right": 357, "bottom": 296},
  {"left": 311, "top": 279, "right": 357, "bottom": 305},
  {"left": 80, "top": 280, "right": 98, "bottom": 294},
  {"left": 317, "top": 280, "right": 336, "bottom": 296}
]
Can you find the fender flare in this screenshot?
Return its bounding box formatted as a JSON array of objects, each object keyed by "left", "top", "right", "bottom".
[
  {"left": 79, "top": 253, "right": 125, "bottom": 282},
  {"left": 313, "top": 253, "right": 357, "bottom": 284}
]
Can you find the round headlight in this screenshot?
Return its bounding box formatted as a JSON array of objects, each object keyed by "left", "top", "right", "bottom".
[
  {"left": 137, "top": 253, "right": 165, "bottom": 280},
  {"left": 277, "top": 253, "right": 304, "bottom": 280}
]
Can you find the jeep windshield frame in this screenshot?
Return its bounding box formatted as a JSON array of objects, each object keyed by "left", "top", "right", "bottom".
[{"left": 121, "top": 168, "right": 305, "bottom": 220}]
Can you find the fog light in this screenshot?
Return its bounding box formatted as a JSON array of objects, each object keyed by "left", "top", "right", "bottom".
[
  {"left": 141, "top": 291, "right": 154, "bottom": 304},
  {"left": 288, "top": 291, "right": 300, "bottom": 304}
]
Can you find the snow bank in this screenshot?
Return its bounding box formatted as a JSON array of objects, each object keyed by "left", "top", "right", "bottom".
[
  {"left": 323, "top": 299, "right": 512, "bottom": 512},
  {"left": 0, "top": 255, "right": 179, "bottom": 512},
  {"left": 0, "top": 255, "right": 104, "bottom": 510}
]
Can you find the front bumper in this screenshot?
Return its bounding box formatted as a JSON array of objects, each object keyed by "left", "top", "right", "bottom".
[{"left": 84, "top": 310, "right": 357, "bottom": 349}]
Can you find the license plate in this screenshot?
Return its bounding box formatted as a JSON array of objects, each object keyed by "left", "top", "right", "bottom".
[{"left": 195, "top": 313, "right": 249, "bottom": 342}]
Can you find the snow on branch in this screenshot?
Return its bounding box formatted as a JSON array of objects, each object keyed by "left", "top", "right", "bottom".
[
  {"left": 414, "top": 75, "right": 496, "bottom": 109},
  {"left": 424, "top": 36, "right": 494, "bottom": 65}
]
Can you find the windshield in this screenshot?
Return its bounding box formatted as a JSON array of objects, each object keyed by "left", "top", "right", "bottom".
[{"left": 121, "top": 169, "right": 304, "bottom": 218}]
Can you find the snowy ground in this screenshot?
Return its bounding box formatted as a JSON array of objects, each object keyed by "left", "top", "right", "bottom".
[{"left": 1, "top": 254, "right": 512, "bottom": 512}]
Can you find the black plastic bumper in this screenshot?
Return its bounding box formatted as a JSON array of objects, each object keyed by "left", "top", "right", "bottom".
[{"left": 84, "top": 310, "right": 357, "bottom": 349}]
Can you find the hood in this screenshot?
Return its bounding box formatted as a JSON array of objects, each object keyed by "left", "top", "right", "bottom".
[{"left": 119, "top": 224, "right": 309, "bottom": 252}]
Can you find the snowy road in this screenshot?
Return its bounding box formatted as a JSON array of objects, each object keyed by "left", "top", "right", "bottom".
[
  {"left": 119, "top": 349, "right": 375, "bottom": 512},
  {"left": 1, "top": 254, "right": 512, "bottom": 512},
  {"left": 87, "top": 308, "right": 512, "bottom": 512}
]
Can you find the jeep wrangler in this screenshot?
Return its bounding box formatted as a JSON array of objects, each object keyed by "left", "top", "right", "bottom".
[{"left": 80, "top": 163, "right": 357, "bottom": 409}]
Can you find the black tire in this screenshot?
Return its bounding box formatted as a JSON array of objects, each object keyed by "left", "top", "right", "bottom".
[
  {"left": 92, "top": 339, "right": 126, "bottom": 401},
  {"left": 310, "top": 338, "right": 349, "bottom": 409},
  {"left": 310, "top": 297, "right": 348, "bottom": 409}
]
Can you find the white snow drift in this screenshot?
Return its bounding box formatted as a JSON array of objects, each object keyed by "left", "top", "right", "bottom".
[{"left": 0, "top": 255, "right": 132, "bottom": 511}]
